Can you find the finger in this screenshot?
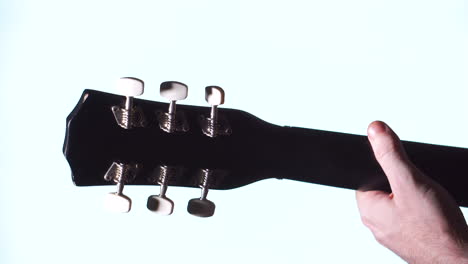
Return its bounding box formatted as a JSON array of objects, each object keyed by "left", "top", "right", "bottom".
[
  {"left": 367, "top": 121, "right": 420, "bottom": 195},
  {"left": 356, "top": 190, "right": 393, "bottom": 229}
]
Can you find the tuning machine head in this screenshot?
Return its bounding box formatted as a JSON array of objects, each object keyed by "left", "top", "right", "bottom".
[
  {"left": 157, "top": 81, "right": 189, "bottom": 133},
  {"left": 147, "top": 165, "right": 177, "bottom": 215},
  {"left": 201, "top": 86, "right": 231, "bottom": 137},
  {"left": 187, "top": 169, "right": 216, "bottom": 217},
  {"left": 112, "top": 77, "right": 146, "bottom": 129},
  {"left": 103, "top": 162, "right": 137, "bottom": 213}
]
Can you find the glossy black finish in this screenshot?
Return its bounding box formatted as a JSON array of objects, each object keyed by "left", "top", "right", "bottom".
[{"left": 64, "top": 90, "right": 468, "bottom": 207}]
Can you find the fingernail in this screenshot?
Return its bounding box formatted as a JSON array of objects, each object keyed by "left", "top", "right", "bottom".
[{"left": 368, "top": 121, "right": 388, "bottom": 139}]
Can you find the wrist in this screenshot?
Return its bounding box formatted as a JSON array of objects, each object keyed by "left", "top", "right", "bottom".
[{"left": 408, "top": 236, "right": 468, "bottom": 264}]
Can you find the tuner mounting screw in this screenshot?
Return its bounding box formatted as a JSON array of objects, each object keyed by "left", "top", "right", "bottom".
[
  {"left": 157, "top": 81, "right": 189, "bottom": 133},
  {"left": 112, "top": 77, "right": 146, "bottom": 129},
  {"left": 187, "top": 169, "right": 216, "bottom": 217},
  {"left": 103, "top": 162, "right": 137, "bottom": 213},
  {"left": 147, "top": 165, "right": 176, "bottom": 215}
]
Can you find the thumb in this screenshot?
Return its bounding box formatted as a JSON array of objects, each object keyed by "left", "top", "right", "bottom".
[{"left": 367, "top": 121, "right": 420, "bottom": 196}]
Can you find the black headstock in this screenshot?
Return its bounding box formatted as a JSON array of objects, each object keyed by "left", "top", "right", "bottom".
[{"left": 64, "top": 89, "right": 276, "bottom": 190}]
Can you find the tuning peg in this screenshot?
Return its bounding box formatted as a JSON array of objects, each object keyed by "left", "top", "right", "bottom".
[
  {"left": 201, "top": 86, "right": 231, "bottom": 137},
  {"left": 112, "top": 77, "right": 145, "bottom": 129},
  {"left": 147, "top": 186, "right": 174, "bottom": 215},
  {"left": 205, "top": 85, "right": 225, "bottom": 122},
  {"left": 158, "top": 81, "right": 189, "bottom": 133},
  {"left": 117, "top": 77, "right": 144, "bottom": 97},
  {"left": 187, "top": 169, "right": 216, "bottom": 217},
  {"left": 104, "top": 183, "right": 132, "bottom": 213},
  {"left": 103, "top": 162, "right": 137, "bottom": 213},
  {"left": 160, "top": 81, "right": 188, "bottom": 114},
  {"left": 147, "top": 165, "right": 175, "bottom": 215}
]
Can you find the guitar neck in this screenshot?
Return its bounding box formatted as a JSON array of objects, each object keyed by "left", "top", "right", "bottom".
[
  {"left": 266, "top": 126, "right": 384, "bottom": 189},
  {"left": 266, "top": 125, "right": 468, "bottom": 207}
]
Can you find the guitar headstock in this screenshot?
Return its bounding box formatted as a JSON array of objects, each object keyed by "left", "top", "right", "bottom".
[{"left": 63, "top": 78, "right": 279, "bottom": 216}]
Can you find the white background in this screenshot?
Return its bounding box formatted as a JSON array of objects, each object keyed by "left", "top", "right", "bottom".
[{"left": 0, "top": 0, "right": 466, "bottom": 263}]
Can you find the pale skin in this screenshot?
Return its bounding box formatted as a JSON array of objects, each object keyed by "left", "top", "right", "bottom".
[{"left": 356, "top": 121, "right": 468, "bottom": 263}]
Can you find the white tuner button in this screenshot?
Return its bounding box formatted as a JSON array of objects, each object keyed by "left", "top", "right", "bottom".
[
  {"left": 103, "top": 162, "right": 137, "bottom": 213},
  {"left": 160, "top": 81, "right": 188, "bottom": 114},
  {"left": 112, "top": 77, "right": 145, "bottom": 129},
  {"left": 147, "top": 166, "right": 175, "bottom": 215},
  {"left": 147, "top": 194, "right": 174, "bottom": 215},
  {"left": 157, "top": 81, "right": 190, "bottom": 133},
  {"left": 160, "top": 81, "right": 188, "bottom": 102},
  {"left": 201, "top": 86, "right": 229, "bottom": 137},
  {"left": 104, "top": 192, "right": 132, "bottom": 213},
  {"left": 116, "top": 77, "right": 144, "bottom": 97},
  {"left": 205, "top": 86, "right": 225, "bottom": 106}
]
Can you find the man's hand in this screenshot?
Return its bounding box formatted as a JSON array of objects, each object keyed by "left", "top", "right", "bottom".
[{"left": 356, "top": 121, "right": 468, "bottom": 263}]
